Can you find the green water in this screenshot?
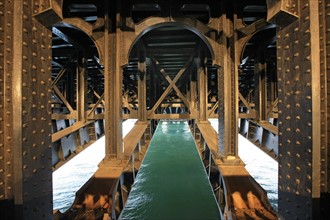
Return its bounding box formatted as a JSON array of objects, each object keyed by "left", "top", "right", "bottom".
[{"left": 120, "top": 121, "right": 221, "bottom": 220}]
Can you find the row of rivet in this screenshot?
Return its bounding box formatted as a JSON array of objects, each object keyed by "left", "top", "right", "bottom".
[
  {"left": 21, "top": 1, "right": 52, "bottom": 218},
  {"left": 1, "top": 0, "right": 14, "bottom": 200},
  {"left": 277, "top": 1, "right": 314, "bottom": 218},
  {"left": 326, "top": 1, "right": 330, "bottom": 192},
  {"left": 318, "top": 0, "right": 329, "bottom": 193},
  {"left": 0, "top": 0, "right": 4, "bottom": 200}
]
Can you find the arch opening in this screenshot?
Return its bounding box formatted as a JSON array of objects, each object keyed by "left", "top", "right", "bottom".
[{"left": 124, "top": 23, "right": 216, "bottom": 117}]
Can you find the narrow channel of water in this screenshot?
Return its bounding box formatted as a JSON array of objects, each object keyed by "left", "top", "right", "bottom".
[{"left": 53, "top": 119, "right": 278, "bottom": 212}]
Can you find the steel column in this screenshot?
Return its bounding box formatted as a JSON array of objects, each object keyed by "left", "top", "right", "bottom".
[
  {"left": 0, "top": 1, "right": 53, "bottom": 219},
  {"left": 138, "top": 48, "right": 147, "bottom": 122},
  {"left": 76, "top": 53, "right": 88, "bottom": 121},
  {"left": 104, "top": 3, "right": 123, "bottom": 160},
  {"left": 254, "top": 61, "right": 267, "bottom": 121},
  {"left": 277, "top": 0, "right": 325, "bottom": 218},
  {"left": 198, "top": 59, "right": 208, "bottom": 122},
  {"left": 217, "top": 5, "right": 239, "bottom": 158}
]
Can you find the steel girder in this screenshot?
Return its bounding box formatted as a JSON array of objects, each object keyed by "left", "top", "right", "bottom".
[
  {"left": 0, "top": 1, "right": 53, "bottom": 219},
  {"left": 276, "top": 0, "right": 329, "bottom": 219}
]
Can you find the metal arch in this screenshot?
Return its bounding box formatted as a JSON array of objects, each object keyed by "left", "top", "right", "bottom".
[
  {"left": 127, "top": 20, "right": 215, "bottom": 62},
  {"left": 59, "top": 18, "right": 104, "bottom": 63}
]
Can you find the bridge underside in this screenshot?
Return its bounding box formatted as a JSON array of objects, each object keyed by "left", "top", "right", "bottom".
[{"left": 0, "top": 0, "right": 330, "bottom": 219}]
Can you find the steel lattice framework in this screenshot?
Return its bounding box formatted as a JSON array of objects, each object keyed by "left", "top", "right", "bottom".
[{"left": 0, "top": 0, "right": 329, "bottom": 219}]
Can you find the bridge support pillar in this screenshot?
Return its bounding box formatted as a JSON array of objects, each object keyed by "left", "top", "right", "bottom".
[
  {"left": 276, "top": 0, "right": 329, "bottom": 218},
  {"left": 138, "top": 48, "right": 147, "bottom": 122},
  {"left": 103, "top": 4, "right": 123, "bottom": 161},
  {"left": 217, "top": 3, "right": 240, "bottom": 159},
  {"left": 198, "top": 58, "right": 208, "bottom": 122},
  {"left": 0, "top": 1, "right": 53, "bottom": 219}
]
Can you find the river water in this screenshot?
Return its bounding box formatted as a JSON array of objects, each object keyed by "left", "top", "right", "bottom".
[{"left": 53, "top": 119, "right": 278, "bottom": 213}]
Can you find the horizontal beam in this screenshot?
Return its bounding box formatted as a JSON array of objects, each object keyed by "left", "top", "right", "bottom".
[
  {"left": 123, "top": 121, "right": 149, "bottom": 158},
  {"left": 52, "top": 113, "right": 77, "bottom": 120},
  {"left": 52, "top": 120, "right": 94, "bottom": 142},
  {"left": 196, "top": 122, "right": 218, "bottom": 156},
  {"left": 148, "top": 114, "right": 192, "bottom": 120}
]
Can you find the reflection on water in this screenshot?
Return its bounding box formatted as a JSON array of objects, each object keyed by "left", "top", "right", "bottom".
[{"left": 53, "top": 119, "right": 278, "bottom": 212}]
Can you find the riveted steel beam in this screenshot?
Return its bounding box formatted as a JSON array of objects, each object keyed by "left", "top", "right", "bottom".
[
  {"left": 33, "top": 0, "right": 63, "bottom": 28},
  {"left": 276, "top": 0, "right": 328, "bottom": 218},
  {"left": 266, "top": 0, "right": 298, "bottom": 29},
  {"left": 0, "top": 1, "right": 53, "bottom": 218}
]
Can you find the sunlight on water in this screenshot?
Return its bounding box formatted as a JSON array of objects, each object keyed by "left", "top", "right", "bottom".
[
  {"left": 52, "top": 119, "right": 137, "bottom": 212},
  {"left": 209, "top": 119, "right": 278, "bottom": 210}
]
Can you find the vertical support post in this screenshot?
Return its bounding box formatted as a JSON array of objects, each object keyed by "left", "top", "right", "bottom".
[
  {"left": 190, "top": 80, "right": 197, "bottom": 112},
  {"left": 104, "top": 1, "right": 123, "bottom": 160},
  {"left": 1, "top": 1, "right": 53, "bottom": 218},
  {"left": 198, "top": 58, "right": 208, "bottom": 122},
  {"left": 149, "top": 62, "right": 155, "bottom": 111},
  {"left": 255, "top": 60, "right": 267, "bottom": 121},
  {"left": 218, "top": 4, "right": 239, "bottom": 159},
  {"left": 138, "top": 48, "right": 147, "bottom": 122},
  {"left": 77, "top": 53, "right": 87, "bottom": 121},
  {"left": 276, "top": 0, "right": 326, "bottom": 218}
]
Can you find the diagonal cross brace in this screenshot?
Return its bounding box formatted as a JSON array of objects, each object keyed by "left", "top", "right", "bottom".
[
  {"left": 148, "top": 58, "right": 192, "bottom": 115},
  {"left": 53, "top": 85, "right": 76, "bottom": 115}
]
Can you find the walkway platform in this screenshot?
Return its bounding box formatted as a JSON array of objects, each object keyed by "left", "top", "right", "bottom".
[{"left": 119, "top": 120, "right": 220, "bottom": 220}]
